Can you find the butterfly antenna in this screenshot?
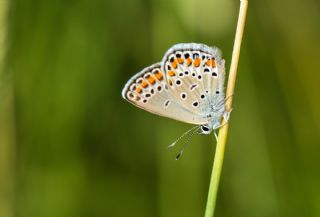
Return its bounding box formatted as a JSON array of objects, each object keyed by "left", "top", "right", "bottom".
[
  {"left": 175, "top": 126, "right": 200, "bottom": 160},
  {"left": 167, "top": 126, "right": 199, "bottom": 149}
]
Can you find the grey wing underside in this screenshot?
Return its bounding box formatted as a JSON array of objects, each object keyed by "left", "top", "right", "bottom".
[
  {"left": 161, "top": 43, "right": 226, "bottom": 117},
  {"left": 122, "top": 63, "right": 207, "bottom": 125}
]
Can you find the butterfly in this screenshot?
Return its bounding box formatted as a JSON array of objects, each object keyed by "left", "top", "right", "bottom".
[{"left": 122, "top": 43, "right": 229, "bottom": 152}]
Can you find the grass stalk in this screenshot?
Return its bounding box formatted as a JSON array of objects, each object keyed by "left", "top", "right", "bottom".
[{"left": 204, "top": 0, "right": 248, "bottom": 217}]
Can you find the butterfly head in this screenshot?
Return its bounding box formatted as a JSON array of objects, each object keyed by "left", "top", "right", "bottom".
[
  {"left": 199, "top": 116, "right": 222, "bottom": 135},
  {"left": 200, "top": 101, "right": 226, "bottom": 135},
  {"left": 199, "top": 125, "right": 212, "bottom": 135}
]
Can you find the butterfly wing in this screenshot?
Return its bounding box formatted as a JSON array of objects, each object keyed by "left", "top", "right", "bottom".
[
  {"left": 161, "top": 43, "right": 226, "bottom": 116},
  {"left": 122, "top": 63, "right": 207, "bottom": 124}
]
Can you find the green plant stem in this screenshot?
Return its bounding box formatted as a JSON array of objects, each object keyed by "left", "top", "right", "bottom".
[{"left": 204, "top": 0, "right": 248, "bottom": 217}]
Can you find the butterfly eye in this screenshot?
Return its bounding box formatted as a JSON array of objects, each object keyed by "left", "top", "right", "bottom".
[
  {"left": 200, "top": 125, "right": 211, "bottom": 135},
  {"left": 201, "top": 125, "right": 210, "bottom": 132}
]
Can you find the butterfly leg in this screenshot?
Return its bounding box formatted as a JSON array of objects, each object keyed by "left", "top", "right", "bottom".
[
  {"left": 212, "top": 110, "right": 232, "bottom": 137},
  {"left": 223, "top": 108, "right": 233, "bottom": 123},
  {"left": 213, "top": 131, "right": 218, "bottom": 141}
]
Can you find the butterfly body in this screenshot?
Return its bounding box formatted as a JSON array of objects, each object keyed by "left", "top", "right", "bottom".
[{"left": 122, "top": 43, "right": 227, "bottom": 135}]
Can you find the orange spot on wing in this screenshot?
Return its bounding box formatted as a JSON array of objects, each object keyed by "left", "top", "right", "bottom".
[
  {"left": 212, "top": 59, "right": 216, "bottom": 68},
  {"left": 205, "top": 59, "right": 216, "bottom": 68},
  {"left": 171, "top": 60, "right": 178, "bottom": 69},
  {"left": 141, "top": 81, "right": 149, "bottom": 88},
  {"left": 205, "top": 59, "right": 212, "bottom": 66},
  {"left": 147, "top": 76, "right": 156, "bottom": 85},
  {"left": 186, "top": 58, "right": 192, "bottom": 66},
  {"left": 194, "top": 58, "right": 201, "bottom": 67},
  {"left": 136, "top": 87, "right": 142, "bottom": 94},
  {"left": 177, "top": 58, "right": 184, "bottom": 64},
  {"left": 154, "top": 71, "right": 163, "bottom": 81},
  {"left": 168, "top": 71, "right": 176, "bottom": 77}
]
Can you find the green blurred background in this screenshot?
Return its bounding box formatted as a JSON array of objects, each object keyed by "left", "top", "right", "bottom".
[{"left": 1, "top": 0, "right": 320, "bottom": 216}]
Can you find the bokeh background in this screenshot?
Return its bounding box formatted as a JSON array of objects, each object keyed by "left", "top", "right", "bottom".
[{"left": 1, "top": 0, "right": 320, "bottom": 216}]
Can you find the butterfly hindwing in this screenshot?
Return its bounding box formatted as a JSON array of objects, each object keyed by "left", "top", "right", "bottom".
[{"left": 122, "top": 63, "right": 207, "bottom": 124}]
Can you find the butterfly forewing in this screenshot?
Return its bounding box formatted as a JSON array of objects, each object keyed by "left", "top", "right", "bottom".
[
  {"left": 162, "top": 43, "right": 226, "bottom": 116},
  {"left": 122, "top": 63, "right": 207, "bottom": 124}
]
